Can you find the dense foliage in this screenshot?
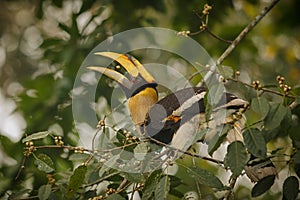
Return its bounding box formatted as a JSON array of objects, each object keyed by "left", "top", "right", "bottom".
[{"left": 0, "top": 0, "right": 300, "bottom": 199}]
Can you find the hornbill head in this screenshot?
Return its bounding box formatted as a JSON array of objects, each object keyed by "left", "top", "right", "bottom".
[{"left": 88, "top": 52, "right": 158, "bottom": 126}]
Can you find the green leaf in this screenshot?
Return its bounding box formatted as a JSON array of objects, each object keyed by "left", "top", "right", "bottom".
[
  {"left": 106, "top": 193, "right": 126, "bottom": 200},
  {"left": 251, "top": 175, "right": 275, "bottom": 197},
  {"left": 168, "top": 189, "right": 184, "bottom": 199},
  {"left": 22, "top": 131, "right": 50, "bottom": 143},
  {"left": 155, "top": 176, "right": 170, "bottom": 200},
  {"left": 193, "top": 128, "right": 209, "bottom": 144},
  {"left": 134, "top": 142, "right": 148, "bottom": 160},
  {"left": 251, "top": 97, "right": 269, "bottom": 120},
  {"left": 142, "top": 170, "right": 162, "bottom": 200},
  {"left": 115, "top": 129, "right": 126, "bottom": 145},
  {"left": 204, "top": 92, "right": 213, "bottom": 122},
  {"left": 99, "top": 155, "right": 119, "bottom": 177},
  {"left": 207, "top": 84, "right": 225, "bottom": 106},
  {"left": 224, "top": 141, "right": 248, "bottom": 177},
  {"left": 224, "top": 80, "right": 249, "bottom": 101},
  {"left": 69, "top": 153, "right": 90, "bottom": 161},
  {"left": 243, "top": 129, "right": 266, "bottom": 158},
  {"left": 169, "top": 175, "right": 182, "bottom": 188},
  {"left": 121, "top": 172, "right": 145, "bottom": 183},
  {"left": 218, "top": 65, "right": 234, "bottom": 79},
  {"left": 208, "top": 124, "right": 232, "bottom": 156},
  {"left": 38, "top": 184, "right": 52, "bottom": 200},
  {"left": 283, "top": 176, "right": 299, "bottom": 200},
  {"left": 264, "top": 103, "right": 287, "bottom": 130},
  {"left": 34, "top": 153, "right": 55, "bottom": 173},
  {"left": 187, "top": 166, "right": 228, "bottom": 190},
  {"left": 280, "top": 108, "right": 292, "bottom": 133},
  {"left": 67, "top": 165, "right": 87, "bottom": 198}
]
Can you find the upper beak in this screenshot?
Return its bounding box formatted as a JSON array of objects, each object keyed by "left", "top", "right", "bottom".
[
  {"left": 87, "top": 52, "right": 156, "bottom": 89},
  {"left": 87, "top": 66, "right": 133, "bottom": 89}
]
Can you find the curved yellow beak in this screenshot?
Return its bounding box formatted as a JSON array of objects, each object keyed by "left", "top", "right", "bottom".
[
  {"left": 88, "top": 52, "right": 156, "bottom": 87},
  {"left": 87, "top": 66, "right": 133, "bottom": 89}
]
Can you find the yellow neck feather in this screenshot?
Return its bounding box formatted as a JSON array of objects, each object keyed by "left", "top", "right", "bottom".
[{"left": 128, "top": 87, "right": 158, "bottom": 125}]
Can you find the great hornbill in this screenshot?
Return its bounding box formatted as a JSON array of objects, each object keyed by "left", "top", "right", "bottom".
[
  {"left": 88, "top": 52, "right": 248, "bottom": 151},
  {"left": 88, "top": 52, "right": 276, "bottom": 183}
]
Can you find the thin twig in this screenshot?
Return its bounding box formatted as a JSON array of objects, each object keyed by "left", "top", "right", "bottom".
[
  {"left": 148, "top": 137, "right": 223, "bottom": 165},
  {"left": 34, "top": 145, "right": 86, "bottom": 151},
  {"left": 115, "top": 182, "right": 133, "bottom": 195},
  {"left": 92, "top": 126, "right": 103, "bottom": 152},
  {"left": 15, "top": 157, "right": 27, "bottom": 180},
  {"left": 224, "top": 176, "right": 237, "bottom": 200},
  {"left": 12, "top": 195, "right": 39, "bottom": 200},
  {"left": 84, "top": 171, "right": 120, "bottom": 187},
  {"left": 95, "top": 140, "right": 143, "bottom": 154},
  {"left": 205, "top": 27, "right": 233, "bottom": 44},
  {"left": 289, "top": 100, "right": 299, "bottom": 109},
  {"left": 216, "top": 0, "right": 281, "bottom": 65},
  {"left": 195, "top": 178, "right": 202, "bottom": 199},
  {"left": 227, "top": 77, "right": 295, "bottom": 100},
  {"left": 116, "top": 178, "right": 128, "bottom": 193},
  {"left": 85, "top": 126, "right": 104, "bottom": 165}
]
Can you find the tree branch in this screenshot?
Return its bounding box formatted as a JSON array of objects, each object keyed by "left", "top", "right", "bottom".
[
  {"left": 227, "top": 77, "right": 296, "bottom": 100},
  {"left": 224, "top": 176, "right": 238, "bottom": 200},
  {"left": 148, "top": 137, "right": 224, "bottom": 165},
  {"left": 216, "top": 0, "right": 281, "bottom": 66}
]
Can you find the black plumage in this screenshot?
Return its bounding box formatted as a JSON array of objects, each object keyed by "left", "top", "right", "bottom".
[{"left": 142, "top": 87, "right": 244, "bottom": 144}]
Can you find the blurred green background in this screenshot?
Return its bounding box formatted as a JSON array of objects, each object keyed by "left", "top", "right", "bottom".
[{"left": 0, "top": 0, "right": 299, "bottom": 199}]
